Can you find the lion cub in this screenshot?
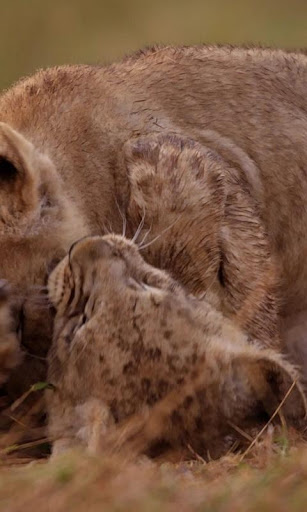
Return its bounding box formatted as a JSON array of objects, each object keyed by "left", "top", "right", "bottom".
[{"left": 47, "top": 235, "right": 305, "bottom": 459}]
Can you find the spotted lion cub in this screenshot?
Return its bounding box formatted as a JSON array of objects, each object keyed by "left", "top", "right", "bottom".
[{"left": 47, "top": 235, "right": 306, "bottom": 459}]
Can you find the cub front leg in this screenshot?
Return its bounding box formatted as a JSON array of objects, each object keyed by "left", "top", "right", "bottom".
[
  {"left": 0, "top": 280, "right": 21, "bottom": 384},
  {"left": 47, "top": 391, "right": 115, "bottom": 457},
  {"left": 124, "top": 133, "right": 279, "bottom": 347}
]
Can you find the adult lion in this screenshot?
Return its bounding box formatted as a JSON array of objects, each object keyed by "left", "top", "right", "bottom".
[{"left": 0, "top": 45, "right": 307, "bottom": 393}]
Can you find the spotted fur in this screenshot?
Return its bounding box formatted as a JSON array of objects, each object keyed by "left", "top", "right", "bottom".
[{"left": 47, "top": 235, "right": 305, "bottom": 459}]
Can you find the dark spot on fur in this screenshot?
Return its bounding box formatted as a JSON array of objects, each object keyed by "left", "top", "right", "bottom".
[
  {"left": 145, "top": 347, "right": 161, "bottom": 361},
  {"left": 132, "top": 340, "right": 144, "bottom": 362},
  {"left": 141, "top": 378, "right": 151, "bottom": 393},
  {"left": 158, "top": 379, "right": 169, "bottom": 396},
  {"left": 164, "top": 330, "right": 173, "bottom": 339},
  {"left": 195, "top": 416, "right": 204, "bottom": 432},
  {"left": 171, "top": 410, "right": 183, "bottom": 426},
  {"left": 147, "top": 393, "right": 158, "bottom": 406},
  {"left": 123, "top": 361, "right": 136, "bottom": 375},
  {"left": 191, "top": 352, "right": 198, "bottom": 365},
  {"left": 183, "top": 395, "right": 194, "bottom": 409}
]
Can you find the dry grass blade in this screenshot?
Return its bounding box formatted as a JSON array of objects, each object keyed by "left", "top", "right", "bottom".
[
  {"left": 0, "top": 437, "right": 51, "bottom": 456},
  {"left": 10, "top": 382, "right": 53, "bottom": 412},
  {"left": 227, "top": 421, "right": 253, "bottom": 443},
  {"left": 186, "top": 443, "right": 206, "bottom": 464}
]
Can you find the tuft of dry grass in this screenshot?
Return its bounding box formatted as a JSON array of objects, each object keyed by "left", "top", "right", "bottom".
[
  {"left": 0, "top": 428, "right": 307, "bottom": 512},
  {"left": 1, "top": 382, "right": 307, "bottom": 511}
]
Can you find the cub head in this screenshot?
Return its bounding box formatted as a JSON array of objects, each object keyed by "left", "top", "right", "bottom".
[{"left": 48, "top": 234, "right": 180, "bottom": 320}]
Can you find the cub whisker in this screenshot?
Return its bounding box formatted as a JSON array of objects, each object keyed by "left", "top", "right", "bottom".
[
  {"left": 103, "top": 223, "right": 111, "bottom": 235},
  {"left": 138, "top": 226, "right": 152, "bottom": 248},
  {"left": 139, "top": 216, "right": 182, "bottom": 251},
  {"left": 131, "top": 207, "right": 146, "bottom": 244},
  {"left": 114, "top": 197, "right": 127, "bottom": 237}
]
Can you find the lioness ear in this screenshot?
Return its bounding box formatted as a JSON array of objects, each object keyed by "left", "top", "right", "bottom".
[{"left": 0, "top": 122, "right": 40, "bottom": 225}]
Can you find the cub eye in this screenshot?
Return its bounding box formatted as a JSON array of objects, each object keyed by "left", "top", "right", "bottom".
[{"left": 47, "top": 257, "right": 62, "bottom": 275}]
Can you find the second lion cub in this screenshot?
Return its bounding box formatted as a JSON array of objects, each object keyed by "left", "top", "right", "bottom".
[{"left": 47, "top": 235, "right": 305, "bottom": 459}]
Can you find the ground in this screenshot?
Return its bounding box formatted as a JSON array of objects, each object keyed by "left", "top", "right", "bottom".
[{"left": 0, "top": 409, "right": 307, "bottom": 512}]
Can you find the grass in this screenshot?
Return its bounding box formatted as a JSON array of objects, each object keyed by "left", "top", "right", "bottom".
[
  {"left": 0, "top": 429, "right": 307, "bottom": 512},
  {"left": 0, "top": 383, "right": 307, "bottom": 511}
]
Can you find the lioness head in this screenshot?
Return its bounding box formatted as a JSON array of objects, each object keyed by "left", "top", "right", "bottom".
[{"left": 0, "top": 122, "right": 87, "bottom": 393}]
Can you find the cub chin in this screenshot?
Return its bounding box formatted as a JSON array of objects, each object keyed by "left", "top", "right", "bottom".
[{"left": 46, "top": 235, "right": 305, "bottom": 460}]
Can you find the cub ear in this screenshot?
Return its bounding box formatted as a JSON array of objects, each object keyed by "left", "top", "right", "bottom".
[
  {"left": 69, "top": 236, "right": 115, "bottom": 266},
  {"left": 0, "top": 122, "right": 41, "bottom": 226},
  {"left": 225, "top": 348, "right": 307, "bottom": 426}
]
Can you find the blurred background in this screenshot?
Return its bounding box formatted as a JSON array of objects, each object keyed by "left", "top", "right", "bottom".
[{"left": 1, "top": 0, "right": 307, "bottom": 90}]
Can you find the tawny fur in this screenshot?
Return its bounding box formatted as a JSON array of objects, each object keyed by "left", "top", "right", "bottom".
[
  {"left": 0, "top": 46, "right": 307, "bottom": 389},
  {"left": 124, "top": 134, "right": 279, "bottom": 347},
  {"left": 46, "top": 235, "right": 305, "bottom": 459}
]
